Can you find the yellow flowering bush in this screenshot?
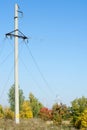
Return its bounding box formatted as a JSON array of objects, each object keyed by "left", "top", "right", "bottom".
[
  {"left": 20, "top": 101, "right": 33, "bottom": 119},
  {"left": 4, "top": 107, "right": 14, "bottom": 119}
]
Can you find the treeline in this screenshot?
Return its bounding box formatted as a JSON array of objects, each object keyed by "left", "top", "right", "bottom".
[{"left": 0, "top": 84, "right": 87, "bottom": 129}]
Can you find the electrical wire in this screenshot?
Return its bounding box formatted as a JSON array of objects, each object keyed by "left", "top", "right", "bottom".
[
  {"left": 19, "top": 54, "right": 50, "bottom": 98},
  {"left": 0, "top": 49, "right": 13, "bottom": 66},
  {"left": 0, "top": 38, "right": 7, "bottom": 58},
  {"left": 0, "top": 37, "right": 54, "bottom": 105},
  {"left": 0, "top": 40, "right": 22, "bottom": 101},
  {"left": 0, "top": 65, "right": 14, "bottom": 100},
  {"left": 0, "top": 38, "right": 20, "bottom": 102},
  {"left": 0, "top": 38, "right": 14, "bottom": 100},
  {"left": 25, "top": 43, "right": 55, "bottom": 95}
]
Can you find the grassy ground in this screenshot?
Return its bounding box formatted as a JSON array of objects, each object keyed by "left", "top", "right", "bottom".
[
  {"left": 0, "top": 118, "right": 56, "bottom": 130},
  {"left": 0, "top": 118, "right": 76, "bottom": 130}
]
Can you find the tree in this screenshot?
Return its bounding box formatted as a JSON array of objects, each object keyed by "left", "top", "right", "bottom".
[
  {"left": 0, "top": 105, "right": 4, "bottom": 118},
  {"left": 39, "top": 107, "right": 53, "bottom": 121},
  {"left": 20, "top": 100, "right": 33, "bottom": 119},
  {"left": 52, "top": 103, "right": 68, "bottom": 125},
  {"left": 29, "top": 93, "right": 43, "bottom": 117},
  {"left": 8, "top": 84, "right": 25, "bottom": 111},
  {"left": 74, "top": 109, "right": 87, "bottom": 129},
  {"left": 70, "top": 96, "right": 87, "bottom": 127},
  {"left": 81, "top": 109, "right": 87, "bottom": 129}
]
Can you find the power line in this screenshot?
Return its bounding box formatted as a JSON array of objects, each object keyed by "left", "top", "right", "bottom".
[
  {"left": 0, "top": 39, "right": 23, "bottom": 103},
  {"left": 0, "top": 65, "right": 14, "bottom": 100},
  {"left": 25, "top": 43, "right": 55, "bottom": 95},
  {"left": 0, "top": 49, "right": 13, "bottom": 66},
  {"left": 19, "top": 54, "right": 50, "bottom": 98},
  {"left": 0, "top": 46, "right": 5, "bottom": 57}
]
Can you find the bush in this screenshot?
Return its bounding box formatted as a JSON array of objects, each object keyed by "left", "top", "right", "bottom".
[
  {"left": 0, "top": 105, "right": 4, "bottom": 119},
  {"left": 39, "top": 107, "right": 53, "bottom": 121},
  {"left": 4, "top": 107, "right": 14, "bottom": 119},
  {"left": 20, "top": 101, "right": 33, "bottom": 119}
]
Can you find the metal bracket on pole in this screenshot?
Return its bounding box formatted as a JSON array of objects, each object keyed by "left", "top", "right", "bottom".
[{"left": 5, "top": 29, "right": 28, "bottom": 41}]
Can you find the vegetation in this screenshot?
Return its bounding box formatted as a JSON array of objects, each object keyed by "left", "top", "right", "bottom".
[
  {"left": 8, "top": 84, "right": 25, "bottom": 111},
  {"left": 29, "top": 93, "right": 43, "bottom": 117},
  {"left": 0, "top": 118, "right": 68, "bottom": 130},
  {"left": 4, "top": 107, "right": 14, "bottom": 119},
  {"left": 1, "top": 84, "right": 87, "bottom": 129},
  {"left": 70, "top": 96, "right": 87, "bottom": 129},
  {"left": 20, "top": 100, "right": 33, "bottom": 119},
  {"left": 52, "top": 103, "right": 68, "bottom": 125},
  {"left": 0, "top": 105, "right": 4, "bottom": 118},
  {"left": 39, "top": 107, "right": 53, "bottom": 121}
]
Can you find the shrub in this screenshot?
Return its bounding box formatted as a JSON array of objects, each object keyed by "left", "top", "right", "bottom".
[
  {"left": 20, "top": 101, "right": 33, "bottom": 119},
  {"left": 0, "top": 105, "right": 4, "bottom": 119},
  {"left": 39, "top": 107, "right": 53, "bottom": 121},
  {"left": 4, "top": 107, "right": 14, "bottom": 119}
]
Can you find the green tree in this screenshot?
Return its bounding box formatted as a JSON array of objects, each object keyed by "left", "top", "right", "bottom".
[
  {"left": 29, "top": 93, "right": 43, "bottom": 117},
  {"left": 70, "top": 96, "right": 87, "bottom": 127},
  {"left": 8, "top": 84, "right": 25, "bottom": 111},
  {"left": 0, "top": 105, "right": 4, "bottom": 118}
]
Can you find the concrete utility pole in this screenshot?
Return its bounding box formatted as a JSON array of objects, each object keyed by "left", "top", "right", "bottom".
[
  {"left": 5, "top": 3, "right": 28, "bottom": 124},
  {"left": 14, "top": 4, "right": 19, "bottom": 124}
]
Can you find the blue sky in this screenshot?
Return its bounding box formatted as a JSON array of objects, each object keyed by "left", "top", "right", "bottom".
[{"left": 0, "top": 0, "right": 87, "bottom": 107}]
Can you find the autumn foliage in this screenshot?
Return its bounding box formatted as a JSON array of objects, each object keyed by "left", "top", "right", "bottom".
[
  {"left": 4, "top": 107, "right": 14, "bottom": 119},
  {"left": 2, "top": 85, "right": 87, "bottom": 129},
  {"left": 39, "top": 107, "right": 53, "bottom": 121},
  {"left": 20, "top": 101, "right": 33, "bottom": 119},
  {"left": 70, "top": 96, "right": 87, "bottom": 129}
]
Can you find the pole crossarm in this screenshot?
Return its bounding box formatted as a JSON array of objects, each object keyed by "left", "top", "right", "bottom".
[{"left": 5, "top": 29, "right": 28, "bottom": 40}]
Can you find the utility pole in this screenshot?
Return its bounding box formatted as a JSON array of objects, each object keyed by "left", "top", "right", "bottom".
[
  {"left": 14, "top": 4, "right": 19, "bottom": 124},
  {"left": 5, "top": 3, "right": 28, "bottom": 124}
]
